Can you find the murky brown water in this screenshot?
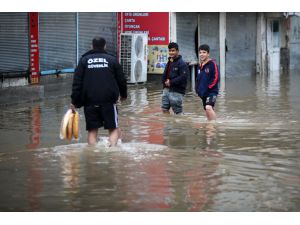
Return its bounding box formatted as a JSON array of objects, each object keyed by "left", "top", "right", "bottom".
[{"left": 0, "top": 71, "right": 300, "bottom": 211}]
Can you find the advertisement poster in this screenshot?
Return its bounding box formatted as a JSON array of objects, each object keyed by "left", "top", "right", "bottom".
[
  {"left": 148, "top": 45, "right": 168, "bottom": 74},
  {"left": 118, "top": 12, "right": 169, "bottom": 74}
]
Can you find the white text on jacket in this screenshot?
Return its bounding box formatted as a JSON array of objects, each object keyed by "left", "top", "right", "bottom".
[{"left": 87, "top": 58, "right": 108, "bottom": 68}]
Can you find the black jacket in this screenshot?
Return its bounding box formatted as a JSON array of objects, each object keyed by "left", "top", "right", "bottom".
[
  {"left": 161, "top": 55, "right": 189, "bottom": 94},
  {"left": 71, "top": 49, "right": 127, "bottom": 107}
]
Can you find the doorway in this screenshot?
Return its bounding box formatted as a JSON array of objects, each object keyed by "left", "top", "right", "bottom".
[{"left": 267, "top": 19, "right": 281, "bottom": 71}]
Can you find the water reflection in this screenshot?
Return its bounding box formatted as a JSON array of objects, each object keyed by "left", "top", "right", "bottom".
[
  {"left": 26, "top": 106, "right": 41, "bottom": 149},
  {"left": 26, "top": 106, "right": 42, "bottom": 211},
  {"left": 26, "top": 154, "right": 43, "bottom": 211},
  {"left": 267, "top": 69, "right": 280, "bottom": 96},
  {"left": 182, "top": 123, "right": 222, "bottom": 211},
  {"left": 113, "top": 151, "right": 174, "bottom": 211},
  {"left": 0, "top": 71, "right": 300, "bottom": 211},
  {"left": 60, "top": 151, "right": 82, "bottom": 211}
]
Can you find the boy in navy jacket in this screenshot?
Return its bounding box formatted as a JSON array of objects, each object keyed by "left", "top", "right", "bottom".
[
  {"left": 161, "top": 42, "right": 189, "bottom": 114},
  {"left": 195, "top": 44, "right": 219, "bottom": 121}
]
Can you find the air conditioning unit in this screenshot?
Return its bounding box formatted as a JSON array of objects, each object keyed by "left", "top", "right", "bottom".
[{"left": 119, "top": 33, "right": 148, "bottom": 84}]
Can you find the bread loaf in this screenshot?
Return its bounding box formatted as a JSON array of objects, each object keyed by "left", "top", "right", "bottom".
[
  {"left": 67, "top": 113, "right": 74, "bottom": 140},
  {"left": 60, "top": 109, "right": 72, "bottom": 140},
  {"left": 72, "top": 111, "right": 79, "bottom": 139}
]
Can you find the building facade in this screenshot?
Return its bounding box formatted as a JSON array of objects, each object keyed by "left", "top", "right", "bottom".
[
  {"left": 173, "top": 12, "right": 300, "bottom": 77},
  {"left": 0, "top": 12, "right": 300, "bottom": 87}
]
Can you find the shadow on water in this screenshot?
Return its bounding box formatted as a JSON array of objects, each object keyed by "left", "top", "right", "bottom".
[{"left": 0, "top": 70, "right": 300, "bottom": 211}]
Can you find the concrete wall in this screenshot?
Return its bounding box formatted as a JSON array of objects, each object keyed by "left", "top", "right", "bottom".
[{"left": 289, "top": 16, "right": 300, "bottom": 70}]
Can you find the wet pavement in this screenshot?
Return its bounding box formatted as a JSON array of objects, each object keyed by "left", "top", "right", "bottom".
[{"left": 0, "top": 71, "right": 300, "bottom": 211}]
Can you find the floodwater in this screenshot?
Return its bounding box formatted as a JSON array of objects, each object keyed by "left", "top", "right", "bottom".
[{"left": 0, "top": 71, "right": 300, "bottom": 212}]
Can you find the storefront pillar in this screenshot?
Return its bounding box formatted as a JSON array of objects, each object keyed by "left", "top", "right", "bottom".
[
  {"left": 219, "top": 12, "right": 226, "bottom": 91},
  {"left": 256, "top": 13, "right": 267, "bottom": 75},
  {"left": 170, "top": 12, "right": 177, "bottom": 42}
]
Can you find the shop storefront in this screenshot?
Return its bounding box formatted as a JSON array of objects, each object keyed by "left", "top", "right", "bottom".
[
  {"left": 78, "top": 12, "right": 117, "bottom": 59},
  {"left": 39, "top": 12, "right": 77, "bottom": 74},
  {"left": 117, "top": 12, "right": 170, "bottom": 75},
  {"left": 289, "top": 14, "right": 300, "bottom": 70},
  {"left": 226, "top": 13, "right": 257, "bottom": 77},
  {"left": 0, "top": 13, "right": 29, "bottom": 72},
  {"left": 39, "top": 12, "right": 117, "bottom": 75},
  {"left": 176, "top": 12, "right": 198, "bottom": 64},
  {"left": 0, "top": 12, "right": 118, "bottom": 85},
  {"left": 175, "top": 12, "right": 257, "bottom": 77},
  {"left": 198, "top": 13, "right": 220, "bottom": 66}
]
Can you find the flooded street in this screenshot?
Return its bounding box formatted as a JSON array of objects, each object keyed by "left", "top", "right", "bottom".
[{"left": 0, "top": 72, "right": 300, "bottom": 211}]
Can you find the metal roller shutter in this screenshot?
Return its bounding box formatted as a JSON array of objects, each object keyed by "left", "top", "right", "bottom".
[
  {"left": 176, "top": 13, "right": 198, "bottom": 63},
  {"left": 226, "top": 13, "right": 257, "bottom": 77},
  {"left": 39, "top": 12, "right": 77, "bottom": 72},
  {"left": 290, "top": 16, "right": 300, "bottom": 70},
  {"left": 78, "top": 12, "right": 117, "bottom": 59},
  {"left": 0, "top": 13, "right": 29, "bottom": 72},
  {"left": 199, "top": 13, "right": 220, "bottom": 65}
]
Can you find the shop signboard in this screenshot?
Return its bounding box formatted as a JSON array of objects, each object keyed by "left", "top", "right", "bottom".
[
  {"left": 29, "top": 12, "right": 40, "bottom": 84},
  {"left": 118, "top": 12, "right": 169, "bottom": 74}
]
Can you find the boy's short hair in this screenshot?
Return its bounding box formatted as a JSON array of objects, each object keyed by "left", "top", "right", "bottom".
[
  {"left": 168, "top": 42, "right": 179, "bottom": 50},
  {"left": 199, "top": 44, "right": 210, "bottom": 53},
  {"left": 92, "top": 37, "right": 106, "bottom": 50}
]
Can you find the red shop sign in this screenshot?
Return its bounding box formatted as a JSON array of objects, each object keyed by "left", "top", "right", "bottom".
[
  {"left": 118, "top": 12, "right": 169, "bottom": 45},
  {"left": 29, "top": 12, "right": 40, "bottom": 84}
]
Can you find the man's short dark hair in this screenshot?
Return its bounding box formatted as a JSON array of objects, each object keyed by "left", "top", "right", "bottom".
[
  {"left": 168, "top": 42, "right": 179, "bottom": 50},
  {"left": 92, "top": 37, "right": 106, "bottom": 50},
  {"left": 199, "top": 44, "right": 210, "bottom": 53}
]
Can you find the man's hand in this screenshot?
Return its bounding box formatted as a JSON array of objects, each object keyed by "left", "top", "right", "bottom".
[
  {"left": 70, "top": 103, "right": 76, "bottom": 112},
  {"left": 120, "top": 97, "right": 127, "bottom": 102},
  {"left": 164, "top": 79, "right": 170, "bottom": 87}
]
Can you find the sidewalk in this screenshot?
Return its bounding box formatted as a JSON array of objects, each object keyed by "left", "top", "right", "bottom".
[
  {"left": 0, "top": 74, "right": 73, "bottom": 107},
  {"left": 0, "top": 73, "right": 164, "bottom": 107}
]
